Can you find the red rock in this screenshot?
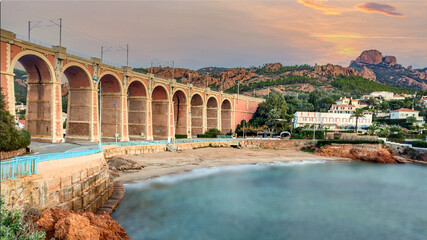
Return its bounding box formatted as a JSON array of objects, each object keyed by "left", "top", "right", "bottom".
[
  {"left": 37, "top": 209, "right": 130, "bottom": 240},
  {"left": 383, "top": 56, "right": 397, "bottom": 66},
  {"left": 313, "top": 64, "right": 359, "bottom": 76},
  {"left": 360, "top": 66, "right": 376, "bottom": 80},
  {"left": 315, "top": 144, "right": 397, "bottom": 164},
  {"left": 355, "top": 50, "right": 383, "bottom": 65}
]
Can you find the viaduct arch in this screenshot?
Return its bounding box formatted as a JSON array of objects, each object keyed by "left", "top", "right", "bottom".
[{"left": 0, "top": 28, "right": 263, "bottom": 143}]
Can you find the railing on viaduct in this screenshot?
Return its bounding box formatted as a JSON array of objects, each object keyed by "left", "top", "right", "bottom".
[{"left": 0, "top": 28, "right": 263, "bottom": 144}]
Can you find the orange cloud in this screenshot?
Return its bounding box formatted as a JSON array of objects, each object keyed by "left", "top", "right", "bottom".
[
  {"left": 311, "top": 34, "right": 418, "bottom": 39},
  {"left": 355, "top": 2, "right": 404, "bottom": 17},
  {"left": 297, "top": 0, "right": 341, "bottom": 15}
]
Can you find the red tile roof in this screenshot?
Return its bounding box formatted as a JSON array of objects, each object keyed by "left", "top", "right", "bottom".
[
  {"left": 18, "top": 120, "right": 25, "bottom": 126},
  {"left": 391, "top": 108, "right": 419, "bottom": 113}
]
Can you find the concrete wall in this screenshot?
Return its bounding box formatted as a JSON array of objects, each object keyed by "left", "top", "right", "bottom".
[
  {"left": 0, "top": 148, "right": 26, "bottom": 160},
  {"left": 239, "top": 140, "right": 314, "bottom": 150},
  {"left": 1, "top": 152, "right": 112, "bottom": 213}
]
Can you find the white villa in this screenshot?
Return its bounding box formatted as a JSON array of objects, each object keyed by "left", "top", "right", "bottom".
[
  {"left": 390, "top": 108, "right": 424, "bottom": 125},
  {"left": 294, "top": 111, "right": 373, "bottom": 130},
  {"left": 362, "top": 91, "right": 413, "bottom": 101}
]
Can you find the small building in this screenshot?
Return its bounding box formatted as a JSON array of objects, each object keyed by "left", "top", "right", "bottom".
[
  {"left": 419, "top": 97, "right": 427, "bottom": 106},
  {"left": 294, "top": 111, "right": 373, "bottom": 130},
  {"left": 62, "top": 113, "right": 67, "bottom": 124},
  {"left": 336, "top": 97, "right": 360, "bottom": 107},
  {"left": 328, "top": 104, "right": 356, "bottom": 114},
  {"left": 363, "top": 91, "right": 394, "bottom": 101},
  {"left": 16, "top": 120, "right": 25, "bottom": 129},
  {"left": 390, "top": 108, "right": 424, "bottom": 123},
  {"left": 363, "top": 91, "right": 412, "bottom": 102}
]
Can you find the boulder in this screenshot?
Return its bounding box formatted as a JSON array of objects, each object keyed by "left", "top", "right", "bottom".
[
  {"left": 383, "top": 56, "right": 397, "bottom": 66},
  {"left": 37, "top": 209, "right": 130, "bottom": 240},
  {"left": 360, "top": 66, "right": 376, "bottom": 80},
  {"left": 355, "top": 50, "right": 383, "bottom": 65},
  {"left": 315, "top": 144, "right": 397, "bottom": 164}
]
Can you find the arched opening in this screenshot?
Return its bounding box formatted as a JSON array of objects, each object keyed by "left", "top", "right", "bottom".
[
  {"left": 13, "top": 63, "right": 28, "bottom": 123},
  {"left": 172, "top": 90, "right": 187, "bottom": 137},
  {"left": 99, "top": 74, "right": 122, "bottom": 142},
  {"left": 62, "top": 65, "right": 92, "bottom": 141},
  {"left": 127, "top": 81, "right": 147, "bottom": 140},
  {"left": 190, "top": 94, "right": 203, "bottom": 136},
  {"left": 13, "top": 54, "right": 54, "bottom": 140},
  {"left": 221, "top": 99, "right": 232, "bottom": 134},
  {"left": 206, "top": 97, "right": 218, "bottom": 130},
  {"left": 151, "top": 85, "right": 169, "bottom": 140}
]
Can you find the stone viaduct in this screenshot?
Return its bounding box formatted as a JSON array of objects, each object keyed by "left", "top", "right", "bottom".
[{"left": 1, "top": 29, "right": 263, "bottom": 143}]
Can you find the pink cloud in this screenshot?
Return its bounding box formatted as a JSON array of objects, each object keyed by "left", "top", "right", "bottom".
[
  {"left": 356, "top": 2, "right": 404, "bottom": 17},
  {"left": 297, "top": 0, "right": 341, "bottom": 15}
]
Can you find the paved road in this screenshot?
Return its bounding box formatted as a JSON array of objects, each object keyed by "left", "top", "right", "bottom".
[{"left": 29, "top": 142, "right": 99, "bottom": 155}]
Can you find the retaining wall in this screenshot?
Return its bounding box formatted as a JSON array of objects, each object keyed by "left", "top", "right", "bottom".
[
  {"left": 239, "top": 140, "right": 313, "bottom": 149},
  {"left": 1, "top": 152, "right": 112, "bottom": 213},
  {"left": 0, "top": 148, "right": 26, "bottom": 160},
  {"left": 103, "top": 141, "right": 230, "bottom": 159}
]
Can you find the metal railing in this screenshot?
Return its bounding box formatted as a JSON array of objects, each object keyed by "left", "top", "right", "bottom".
[
  {"left": 174, "top": 138, "right": 231, "bottom": 144},
  {"left": 1, "top": 139, "right": 233, "bottom": 181},
  {"left": 0, "top": 157, "right": 38, "bottom": 181},
  {"left": 1, "top": 148, "right": 102, "bottom": 181}
]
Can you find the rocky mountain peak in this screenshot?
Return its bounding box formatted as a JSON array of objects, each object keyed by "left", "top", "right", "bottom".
[{"left": 355, "top": 49, "right": 383, "bottom": 65}]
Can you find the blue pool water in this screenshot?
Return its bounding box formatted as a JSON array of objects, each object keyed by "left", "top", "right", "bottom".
[{"left": 112, "top": 161, "right": 427, "bottom": 240}]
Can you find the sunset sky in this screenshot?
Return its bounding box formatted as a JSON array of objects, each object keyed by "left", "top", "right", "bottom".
[{"left": 2, "top": 0, "right": 426, "bottom": 69}]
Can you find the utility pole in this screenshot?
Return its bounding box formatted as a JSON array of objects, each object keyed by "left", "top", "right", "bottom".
[
  {"left": 113, "top": 103, "right": 118, "bottom": 143},
  {"left": 206, "top": 73, "right": 209, "bottom": 88},
  {"left": 28, "top": 20, "right": 41, "bottom": 42},
  {"left": 101, "top": 46, "right": 104, "bottom": 62},
  {"left": 49, "top": 18, "right": 62, "bottom": 46},
  {"left": 150, "top": 62, "right": 153, "bottom": 74},
  {"left": 126, "top": 44, "right": 129, "bottom": 66},
  {"left": 237, "top": 80, "right": 240, "bottom": 103},
  {"left": 98, "top": 81, "right": 102, "bottom": 149},
  {"left": 60, "top": 18, "right": 62, "bottom": 46},
  {"left": 172, "top": 60, "right": 175, "bottom": 80},
  {"left": 189, "top": 72, "right": 191, "bottom": 84},
  {"left": 243, "top": 114, "right": 246, "bottom": 139}
]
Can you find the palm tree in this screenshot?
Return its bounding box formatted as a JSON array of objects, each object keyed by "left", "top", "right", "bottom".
[
  {"left": 351, "top": 109, "right": 365, "bottom": 133},
  {"left": 367, "top": 122, "right": 379, "bottom": 136}
]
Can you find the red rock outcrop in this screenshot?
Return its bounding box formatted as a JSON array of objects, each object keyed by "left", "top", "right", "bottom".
[
  {"left": 383, "top": 56, "right": 397, "bottom": 66},
  {"left": 37, "top": 209, "right": 130, "bottom": 240},
  {"left": 264, "top": 63, "right": 283, "bottom": 72},
  {"left": 315, "top": 144, "right": 397, "bottom": 164},
  {"left": 355, "top": 50, "right": 383, "bottom": 65},
  {"left": 360, "top": 66, "right": 376, "bottom": 80},
  {"left": 312, "top": 64, "right": 360, "bottom": 77}
]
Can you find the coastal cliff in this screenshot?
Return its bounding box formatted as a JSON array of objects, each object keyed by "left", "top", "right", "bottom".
[
  {"left": 37, "top": 209, "right": 129, "bottom": 240},
  {"left": 315, "top": 144, "right": 397, "bottom": 164}
]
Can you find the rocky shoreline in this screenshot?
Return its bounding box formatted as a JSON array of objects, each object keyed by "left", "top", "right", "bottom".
[
  {"left": 315, "top": 144, "right": 399, "bottom": 164},
  {"left": 31, "top": 142, "right": 424, "bottom": 239}
]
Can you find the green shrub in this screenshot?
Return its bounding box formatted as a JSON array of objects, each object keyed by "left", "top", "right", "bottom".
[
  {"left": 291, "top": 130, "right": 324, "bottom": 140},
  {"left": 411, "top": 141, "right": 427, "bottom": 148},
  {"left": 0, "top": 90, "right": 31, "bottom": 152},
  {"left": 316, "top": 139, "right": 384, "bottom": 148},
  {"left": 205, "top": 128, "right": 222, "bottom": 136},
  {"left": 175, "top": 134, "right": 188, "bottom": 139},
  {"left": 197, "top": 134, "right": 217, "bottom": 138},
  {"left": 0, "top": 196, "right": 45, "bottom": 239}
]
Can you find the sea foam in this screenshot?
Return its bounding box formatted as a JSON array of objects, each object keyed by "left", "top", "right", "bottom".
[{"left": 125, "top": 160, "right": 326, "bottom": 190}]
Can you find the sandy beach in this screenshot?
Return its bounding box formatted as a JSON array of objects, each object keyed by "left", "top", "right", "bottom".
[{"left": 111, "top": 147, "right": 351, "bottom": 183}]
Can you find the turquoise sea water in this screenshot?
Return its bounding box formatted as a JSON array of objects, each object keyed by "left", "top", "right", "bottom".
[{"left": 112, "top": 161, "right": 427, "bottom": 240}]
